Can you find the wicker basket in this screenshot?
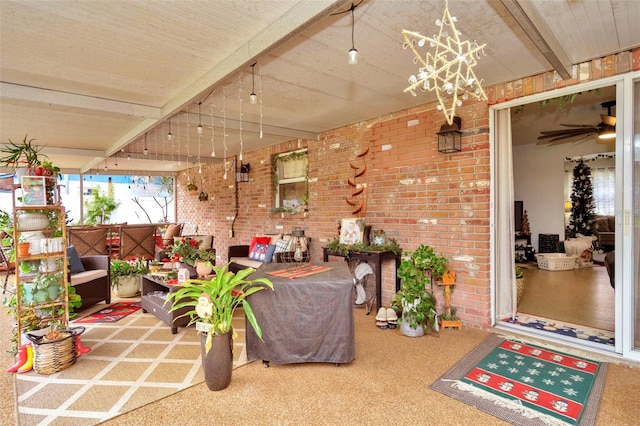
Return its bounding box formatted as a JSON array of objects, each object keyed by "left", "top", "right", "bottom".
[
  {"left": 26, "top": 326, "right": 84, "bottom": 375},
  {"left": 536, "top": 253, "right": 577, "bottom": 271},
  {"left": 516, "top": 278, "right": 525, "bottom": 305}
]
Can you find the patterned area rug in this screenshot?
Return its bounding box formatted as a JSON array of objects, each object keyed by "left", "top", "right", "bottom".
[
  {"left": 431, "top": 334, "right": 608, "bottom": 426},
  {"left": 266, "top": 264, "right": 332, "bottom": 279},
  {"left": 503, "top": 314, "right": 614, "bottom": 346},
  {"left": 75, "top": 301, "right": 141, "bottom": 323},
  {"left": 15, "top": 306, "right": 248, "bottom": 425}
]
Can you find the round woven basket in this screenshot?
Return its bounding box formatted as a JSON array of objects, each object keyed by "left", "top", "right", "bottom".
[{"left": 26, "top": 327, "right": 84, "bottom": 375}]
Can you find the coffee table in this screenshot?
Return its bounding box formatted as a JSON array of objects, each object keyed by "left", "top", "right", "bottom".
[{"left": 140, "top": 275, "right": 191, "bottom": 334}]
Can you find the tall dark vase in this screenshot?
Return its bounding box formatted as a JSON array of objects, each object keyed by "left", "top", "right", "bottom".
[{"left": 200, "top": 331, "right": 233, "bottom": 391}]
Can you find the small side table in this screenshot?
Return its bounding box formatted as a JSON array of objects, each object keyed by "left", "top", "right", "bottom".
[
  {"left": 322, "top": 247, "right": 401, "bottom": 311},
  {"left": 436, "top": 279, "right": 462, "bottom": 330}
]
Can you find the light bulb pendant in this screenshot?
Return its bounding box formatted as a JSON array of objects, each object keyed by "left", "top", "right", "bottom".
[
  {"left": 167, "top": 132, "right": 173, "bottom": 140},
  {"left": 197, "top": 124, "right": 203, "bottom": 135},
  {"left": 348, "top": 48, "right": 358, "bottom": 65},
  {"left": 250, "top": 92, "right": 257, "bottom": 104}
]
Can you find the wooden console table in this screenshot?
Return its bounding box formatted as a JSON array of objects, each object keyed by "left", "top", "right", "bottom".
[{"left": 322, "top": 247, "right": 401, "bottom": 311}]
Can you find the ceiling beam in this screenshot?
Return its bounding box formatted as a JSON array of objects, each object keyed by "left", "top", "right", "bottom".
[
  {"left": 0, "top": 82, "right": 161, "bottom": 118},
  {"left": 499, "top": 0, "right": 574, "bottom": 80}
]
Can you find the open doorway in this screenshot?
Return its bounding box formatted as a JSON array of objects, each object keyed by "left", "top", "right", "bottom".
[{"left": 507, "top": 85, "right": 617, "bottom": 347}]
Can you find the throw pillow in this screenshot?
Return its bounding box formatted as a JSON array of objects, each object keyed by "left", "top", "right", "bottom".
[
  {"left": 249, "top": 236, "right": 271, "bottom": 254},
  {"left": 249, "top": 243, "right": 269, "bottom": 262},
  {"left": 67, "top": 245, "right": 85, "bottom": 274},
  {"left": 163, "top": 223, "right": 182, "bottom": 247},
  {"left": 248, "top": 243, "right": 277, "bottom": 263},
  {"left": 274, "top": 238, "right": 291, "bottom": 253},
  {"left": 264, "top": 244, "right": 277, "bottom": 263}
]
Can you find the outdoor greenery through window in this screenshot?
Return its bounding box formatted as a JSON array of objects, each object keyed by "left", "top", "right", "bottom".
[{"left": 272, "top": 149, "right": 308, "bottom": 214}]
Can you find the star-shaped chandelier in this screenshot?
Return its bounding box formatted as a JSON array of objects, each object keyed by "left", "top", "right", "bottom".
[{"left": 402, "top": 0, "right": 488, "bottom": 125}]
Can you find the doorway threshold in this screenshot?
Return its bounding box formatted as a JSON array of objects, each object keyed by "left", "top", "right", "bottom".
[{"left": 495, "top": 318, "right": 617, "bottom": 360}]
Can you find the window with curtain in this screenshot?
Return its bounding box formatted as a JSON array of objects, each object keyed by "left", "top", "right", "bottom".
[{"left": 273, "top": 149, "right": 308, "bottom": 213}]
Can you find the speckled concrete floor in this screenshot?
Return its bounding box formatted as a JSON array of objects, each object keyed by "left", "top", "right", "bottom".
[{"left": 3, "top": 292, "right": 640, "bottom": 425}]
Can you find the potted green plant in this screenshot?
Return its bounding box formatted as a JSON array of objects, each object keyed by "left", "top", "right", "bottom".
[
  {"left": 165, "top": 264, "right": 273, "bottom": 391},
  {"left": 393, "top": 244, "right": 448, "bottom": 337},
  {"left": 0, "top": 134, "right": 44, "bottom": 171},
  {"left": 169, "top": 236, "right": 215, "bottom": 277},
  {"left": 110, "top": 258, "right": 149, "bottom": 297}
]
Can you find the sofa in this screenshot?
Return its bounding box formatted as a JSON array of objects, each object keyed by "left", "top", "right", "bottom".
[
  {"left": 228, "top": 233, "right": 309, "bottom": 273},
  {"left": 67, "top": 247, "right": 111, "bottom": 309},
  {"left": 595, "top": 215, "right": 615, "bottom": 248}
]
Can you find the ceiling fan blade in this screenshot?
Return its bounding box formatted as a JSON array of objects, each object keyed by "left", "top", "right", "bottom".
[
  {"left": 558, "top": 123, "right": 601, "bottom": 128},
  {"left": 537, "top": 128, "right": 597, "bottom": 140}
]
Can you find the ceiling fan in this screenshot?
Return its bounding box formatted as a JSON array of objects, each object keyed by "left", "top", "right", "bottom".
[{"left": 537, "top": 100, "right": 616, "bottom": 144}]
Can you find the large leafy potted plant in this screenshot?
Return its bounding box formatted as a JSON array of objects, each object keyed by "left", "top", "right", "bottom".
[
  {"left": 110, "top": 258, "right": 149, "bottom": 297},
  {"left": 393, "top": 244, "right": 448, "bottom": 337},
  {"left": 166, "top": 263, "right": 273, "bottom": 391}
]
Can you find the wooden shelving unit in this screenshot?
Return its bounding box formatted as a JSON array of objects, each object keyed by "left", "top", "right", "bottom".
[{"left": 12, "top": 182, "right": 68, "bottom": 341}]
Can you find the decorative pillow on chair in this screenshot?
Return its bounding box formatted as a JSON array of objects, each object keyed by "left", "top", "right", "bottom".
[
  {"left": 163, "top": 223, "right": 182, "bottom": 247},
  {"left": 274, "top": 239, "right": 291, "bottom": 253},
  {"left": 67, "top": 245, "right": 85, "bottom": 274},
  {"left": 249, "top": 236, "right": 272, "bottom": 254}
]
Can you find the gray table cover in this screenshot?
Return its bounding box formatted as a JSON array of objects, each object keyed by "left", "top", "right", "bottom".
[{"left": 246, "top": 261, "right": 355, "bottom": 365}]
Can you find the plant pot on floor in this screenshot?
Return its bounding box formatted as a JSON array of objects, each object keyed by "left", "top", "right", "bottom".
[
  {"left": 200, "top": 330, "right": 233, "bottom": 391},
  {"left": 113, "top": 275, "right": 140, "bottom": 298}
]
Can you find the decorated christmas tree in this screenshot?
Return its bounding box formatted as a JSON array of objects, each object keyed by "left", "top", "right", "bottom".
[
  {"left": 520, "top": 210, "right": 530, "bottom": 235},
  {"left": 566, "top": 160, "right": 597, "bottom": 238}
]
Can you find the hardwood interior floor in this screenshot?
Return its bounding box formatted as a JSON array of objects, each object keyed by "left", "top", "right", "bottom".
[{"left": 517, "top": 262, "right": 615, "bottom": 331}]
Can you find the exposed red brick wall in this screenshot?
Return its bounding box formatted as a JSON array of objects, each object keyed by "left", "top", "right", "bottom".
[{"left": 177, "top": 47, "right": 638, "bottom": 330}]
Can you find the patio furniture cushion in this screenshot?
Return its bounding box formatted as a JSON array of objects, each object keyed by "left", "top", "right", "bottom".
[{"left": 67, "top": 246, "right": 85, "bottom": 274}]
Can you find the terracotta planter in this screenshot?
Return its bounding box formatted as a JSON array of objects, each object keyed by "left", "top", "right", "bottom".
[
  {"left": 113, "top": 275, "right": 140, "bottom": 298},
  {"left": 200, "top": 331, "right": 233, "bottom": 391},
  {"left": 196, "top": 261, "right": 213, "bottom": 278},
  {"left": 17, "top": 242, "right": 31, "bottom": 257}
]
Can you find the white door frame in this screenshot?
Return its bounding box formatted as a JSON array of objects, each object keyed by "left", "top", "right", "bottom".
[{"left": 490, "top": 71, "right": 640, "bottom": 362}]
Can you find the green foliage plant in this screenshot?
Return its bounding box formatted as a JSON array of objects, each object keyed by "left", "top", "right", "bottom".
[
  {"left": 393, "top": 244, "right": 449, "bottom": 332},
  {"left": 83, "top": 187, "right": 120, "bottom": 224},
  {"left": 166, "top": 263, "right": 273, "bottom": 353},
  {"left": 110, "top": 258, "right": 149, "bottom": 286}
]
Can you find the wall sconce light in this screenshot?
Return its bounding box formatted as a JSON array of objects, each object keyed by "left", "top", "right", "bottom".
[
  {"left": 236, "top": 162, "right": 250, "bottom": 182},
  {"left": 249, "top": 63, "right": 258, "bottom": 104},
  {"left": 437, "top": 116, "right": 462, "bottom": 153}
]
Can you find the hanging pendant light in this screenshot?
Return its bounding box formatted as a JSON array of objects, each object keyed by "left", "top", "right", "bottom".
[
  {"left": 348, "top": 3, "right": 359, "bottom": 65},
  {"left": 332, "top": 2, "right": 361, "bottom": 65},
  {"left": 249, "top": 62, "right": 258, "bottom": 104},
  {"left": 167, "top": 118, "right": 173, "bottom": 140},
  {"left": 143, "top": 133, "right": 149, "bottom": 155},
  {"left": 197, "top": 101, "right": 203, "bottom": 134}
]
